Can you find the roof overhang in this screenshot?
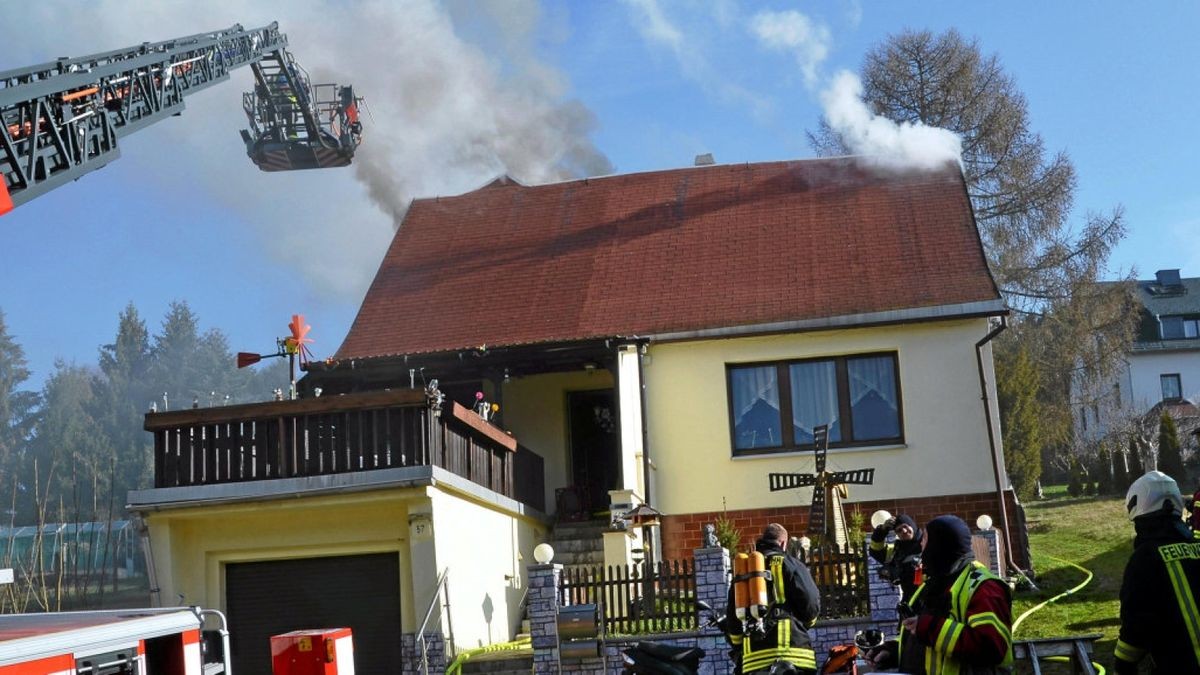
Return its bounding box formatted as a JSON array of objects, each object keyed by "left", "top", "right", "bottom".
[{"left": 648, "top": 298, "right": 1008, "bottom": 343}]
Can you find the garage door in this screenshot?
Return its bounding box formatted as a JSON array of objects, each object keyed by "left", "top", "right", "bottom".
[{"left": 226, "top": 553, "right": 402, "bottom": 675}]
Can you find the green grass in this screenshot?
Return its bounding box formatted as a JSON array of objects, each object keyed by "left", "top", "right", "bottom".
[{"left": 1014, "top": 487, "right": 1130, "bottom": 672}]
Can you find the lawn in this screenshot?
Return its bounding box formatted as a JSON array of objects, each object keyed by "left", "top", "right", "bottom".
[{"left": 1014, "top": 487, "right": 1131, "bottom": 672}]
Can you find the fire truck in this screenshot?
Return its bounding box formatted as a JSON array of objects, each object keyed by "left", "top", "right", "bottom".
[
  {"left": 0, "top": 22, "right": 363, "bottom": 217},
  {"left": 0, "top": 607, "right": 230, "bottom": 675}
]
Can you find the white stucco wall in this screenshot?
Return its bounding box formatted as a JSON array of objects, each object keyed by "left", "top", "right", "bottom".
[
  {"left": 644, "top": 317, "right": 1005, "bottom": 514},
  {"left": 501, "top": 370, "right": 614, "bottom": 510},
  {"left": 1127, "top": 349, "right": 1200, "bottom": 409},
  {"left": 429, "top": 487, "right": 547, "bottom": 650}
]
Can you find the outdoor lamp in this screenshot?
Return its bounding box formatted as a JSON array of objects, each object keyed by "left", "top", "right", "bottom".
[
  {"left": 976, "top": 514, "right": 994, "bottom": 531},
  {"left": 533, "top": 543, "right": 555, "bottom": 564},
  {"left": 870, "top": 509, "right": 893, "bottom": 528}
]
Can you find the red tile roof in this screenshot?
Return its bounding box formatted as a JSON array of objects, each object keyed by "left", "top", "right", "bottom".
[{"left": 335, "top": 157, "right": 1001, "bottom": 360}]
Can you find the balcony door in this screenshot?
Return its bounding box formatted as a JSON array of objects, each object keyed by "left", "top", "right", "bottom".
[{"left": 567, "top": 389, "right": 620, "bottom": 517}]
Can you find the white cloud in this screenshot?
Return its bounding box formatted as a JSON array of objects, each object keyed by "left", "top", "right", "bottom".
[
  {"left": 820, "top": 70, "right": 962, "bottom": 170},
  {"left": 748, "top": 9, "right": 831, "bottom": 88},
  {"left": 621, "top": 0, "right": 772, "bottom": 117}
]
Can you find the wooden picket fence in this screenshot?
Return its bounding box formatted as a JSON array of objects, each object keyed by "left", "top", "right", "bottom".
[
  {"left": 798, "top": 541, "right": 870, "bottom": 619},
  {"left": 559, "top": 559, "right": 697, "bottom": 635}
]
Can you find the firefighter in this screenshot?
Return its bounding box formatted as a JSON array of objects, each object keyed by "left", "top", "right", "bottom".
[
  {"left": 869, "top": 513, "right": 924, "bottom": 602},
  {"left": 725, "top": 523, "right": 820, "bottom": 674},
  {"left": 866, "top": 515, "right": 1013, "bottom": 673},
  {"left": 1116, "top": 470, "right": 1200, "bottom": 674}
]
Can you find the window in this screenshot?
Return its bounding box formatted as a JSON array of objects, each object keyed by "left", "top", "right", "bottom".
[
  {"left": 728, "top": 352, "right": 902, "bottom": 455},
  {"left": 1160, "top": 316, "right": 1200, "bottom": 340},
  {"left": 1162, "top": 374, "right": 1183, "bottom": 402}
]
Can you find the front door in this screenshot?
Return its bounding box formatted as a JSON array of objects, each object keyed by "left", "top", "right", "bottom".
[{"left": 567, "top": 389, "right": 620, "bottom": 516}]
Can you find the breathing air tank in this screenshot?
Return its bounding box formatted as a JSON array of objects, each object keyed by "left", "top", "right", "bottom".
[
  {"left": 733, "top": 553, "right": 750, "bottom": 620},
  {"left": 748, "top": 551, "right": 768, "bottom": 619}
]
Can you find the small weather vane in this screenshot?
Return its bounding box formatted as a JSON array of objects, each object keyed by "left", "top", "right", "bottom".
[{"left": 236, "top": 314, "right": 315, "bottom": 399}]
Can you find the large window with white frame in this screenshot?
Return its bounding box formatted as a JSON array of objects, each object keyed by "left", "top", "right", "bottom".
[{"left": 726, "top": 352, "right": 903, "bottom": 455}]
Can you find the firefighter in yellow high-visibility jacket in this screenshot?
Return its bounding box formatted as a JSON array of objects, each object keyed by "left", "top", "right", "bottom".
[{"left": 1117, "top": 470, "right": 1200, "bottom": 674}]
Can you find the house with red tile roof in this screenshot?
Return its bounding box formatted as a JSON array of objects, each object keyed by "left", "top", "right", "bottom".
[
  {"left": 129, "top": 157, "right": 1019, "bottom": 667},
  {"left": 307, "top": 156, "right": 1016, "bottom": 556}
]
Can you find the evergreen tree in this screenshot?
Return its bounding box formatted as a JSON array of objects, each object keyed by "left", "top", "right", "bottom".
[
  {"left": 0, "top": 309, "right": 40, "bottom": 489},
  {"left": 95, "top": 304, "right": 155, "bottom": 500},
  {"left": 995, "top": 342, "right": 1042, "bottom": 500},
  {"left": 26, "top": 362, "right": 110, "bottom": 524},
  {"left": 149, "top": 301, "right": 203, "bottom": 410},
  {"left": 1067, "top": 459, "right": 1083, "bottom": 497},
  {"left": 1158, "top": 411, "right": 1187, "bottom": 483}
]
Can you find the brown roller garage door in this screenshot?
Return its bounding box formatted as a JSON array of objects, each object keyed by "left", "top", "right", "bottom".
[{"left": 226, "top": 553, "right": 402, "bottom": 675}]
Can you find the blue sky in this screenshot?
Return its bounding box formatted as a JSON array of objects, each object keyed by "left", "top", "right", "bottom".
[{"left": 2, "top": 1, "right": 1198, "bottom": 390}]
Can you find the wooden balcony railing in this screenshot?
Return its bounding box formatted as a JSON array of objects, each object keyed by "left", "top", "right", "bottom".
[{"left": 144, "top": 389, "right": 545, "bottom": 511}]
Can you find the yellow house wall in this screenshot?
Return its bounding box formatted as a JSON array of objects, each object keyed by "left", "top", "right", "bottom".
[
  {"left": 143, "top": 484, "right": 548, "bottom": 650},
  {"left": 429, "top": 488, "right": 548, "bottom": 649},
  {"left": 501, "top": 370, "right": 614, "bottom": 510},
  {"left": 144, "top": 490, "right": 421, "bottom": 627},
  {"left": 645, "top": 318, "right": 1003, "bottom": 514}
]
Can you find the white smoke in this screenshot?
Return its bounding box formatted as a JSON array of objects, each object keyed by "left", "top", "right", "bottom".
[
  {"left": 819, "top": 70, "right": 962, "bottom": 170},
  {"left": 0, "top": 0, "right": 610, "bottom": 301},
  {"left": 747, "top": 10, "right": 831, "bottom": 88}
]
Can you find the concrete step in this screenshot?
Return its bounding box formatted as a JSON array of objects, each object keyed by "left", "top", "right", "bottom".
[
  {"left": 458, "top": 650, "right": 533, "bottom": 674},
  {"left": 552, "top": 537, "right": 603, "bottom": 554},
  {"left": 552, "top": 519, "right": 610, "bottom": 539}
]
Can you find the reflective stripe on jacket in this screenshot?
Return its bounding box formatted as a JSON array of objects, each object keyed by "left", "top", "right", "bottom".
[
  {"left": 901, "top": 561, "right": 1014, "bottom": 675},
  {"left": 740, "top": 554, "right": 817, "bottom": 673}
]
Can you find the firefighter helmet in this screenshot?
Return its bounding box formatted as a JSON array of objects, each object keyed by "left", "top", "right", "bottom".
[{"left": 1126, "top": 470, "right": 1185, "bottom": 521}]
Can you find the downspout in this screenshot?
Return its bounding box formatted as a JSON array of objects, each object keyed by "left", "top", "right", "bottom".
[
  {"left": 134, "top": 514, "right": 162, "bottom": 607},
  {"left": 636, "top": 339, "right": 652, "bottom": 509},
  {"left": 974, "top": 314, "right": 1021, "bottom": 575}
]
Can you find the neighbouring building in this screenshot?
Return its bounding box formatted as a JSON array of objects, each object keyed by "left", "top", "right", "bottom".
[
  {"left": 129, "top": 156, "right": 1019, "bottom": 674},
  {"left": 1075, "top": 269, "right": 1200, "bottom": 456}
]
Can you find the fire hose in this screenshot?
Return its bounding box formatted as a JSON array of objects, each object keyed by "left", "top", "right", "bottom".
[{"left": 1012, "top": 555, "right": 1105, "bottom": 674}]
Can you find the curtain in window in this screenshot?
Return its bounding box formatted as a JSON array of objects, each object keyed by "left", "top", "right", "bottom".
[
  {"left": 789, "top": 361, "right": 840, "bottom": 444},
  {"left": 848, "top": 356, "right": 899, "bottom": 440},
  {"left": 731, "top": 366, "right": 781, "bottom": 449}
]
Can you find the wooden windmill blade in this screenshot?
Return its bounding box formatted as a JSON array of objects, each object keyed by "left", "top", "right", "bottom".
[
  {"left": 828, "top": 468, "right": 876, "bottom": 486},
  {"left": 807, "top": 484, "right": 827, "bottom": 536},
  {"left": 812, "top": 424, "right": 829, "bottom": 472},
  {"left": 769, "top": 472, "right": 817, "bottom": 491}
]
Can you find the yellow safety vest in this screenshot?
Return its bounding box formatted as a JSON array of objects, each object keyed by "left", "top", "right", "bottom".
[
  {"left": 900, "top": 561, "right": 1013, "bottom": 675},
  {"left": 736, "top": 555, "right": 817, "bottom": 673}
]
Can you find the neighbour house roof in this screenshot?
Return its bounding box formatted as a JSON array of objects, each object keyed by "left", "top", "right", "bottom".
[
  {"left": 1130, "top": 273, "right": 1200, "bottom": 349},
  {"left": 335, "top": 157, "right": 1003, "bottom": 362}
]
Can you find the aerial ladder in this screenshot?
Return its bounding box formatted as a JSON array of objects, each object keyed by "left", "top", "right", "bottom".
[{"left": 0, "top": 22, "right": 362, "bottom": 217}]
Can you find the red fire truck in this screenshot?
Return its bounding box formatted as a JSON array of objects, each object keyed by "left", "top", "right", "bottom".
[{"left": 0, "top": 607, "right": 230, "bottom": 675}]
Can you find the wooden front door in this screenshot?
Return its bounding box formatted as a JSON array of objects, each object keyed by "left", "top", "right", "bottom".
[{"left": 567, "top": 389, "right": 620, "bottom": 516}]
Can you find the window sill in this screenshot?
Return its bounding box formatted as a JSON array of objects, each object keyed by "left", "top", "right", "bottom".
[{"left": 731, "top": 442, "right": 908, "bottom": 460}]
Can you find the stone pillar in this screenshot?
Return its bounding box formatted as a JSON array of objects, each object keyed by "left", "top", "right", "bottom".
[
  {"left": 974, "top": 528, "right": 1002, "bottom": 576},
  {"left": 865, "top": 539, "right": 901, "bottom": 623},
  {"left": 693, "top": 543, "right": 731, "bottom": 621},
  {"left": 528, "top": 563, "right": 562, "bottom": 675}
]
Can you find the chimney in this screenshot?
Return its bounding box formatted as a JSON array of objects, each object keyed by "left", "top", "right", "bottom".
[
  {"left": 1156, "top": 269, "right": 1182, "bottom": 287},
  {"left": 694, "top": 153, "right": 715, "bottom": 166}
]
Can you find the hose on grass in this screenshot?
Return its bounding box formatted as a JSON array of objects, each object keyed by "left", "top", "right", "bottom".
[{"left": 1012, "top": 554, "right": 1104, "bottom": 673}]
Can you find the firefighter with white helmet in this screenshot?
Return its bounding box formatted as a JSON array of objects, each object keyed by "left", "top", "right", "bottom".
[{"left": 1116, "top": 470, "right": 1200, "bottom": 674}]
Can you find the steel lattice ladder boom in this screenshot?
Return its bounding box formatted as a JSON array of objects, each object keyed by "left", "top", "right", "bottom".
[{"left": 0, "top": 23, "right": 287, "bottom": 215}]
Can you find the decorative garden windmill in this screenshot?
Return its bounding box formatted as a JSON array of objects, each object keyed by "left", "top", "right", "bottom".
[
  {"left": 236, "top": 314, "right": 315, "bottom": 399},
  {"left": 767, "top": 424, "right": 876, "bottom": 547}
]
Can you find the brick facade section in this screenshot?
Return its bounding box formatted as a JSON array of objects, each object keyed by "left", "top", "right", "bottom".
[{"left": 662, "top": 490, "right": 1028, "bottom": 569}]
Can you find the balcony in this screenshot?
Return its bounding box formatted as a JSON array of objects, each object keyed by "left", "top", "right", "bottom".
[{"left": 143, "top": 388, "right": 545, "bottom": 512}]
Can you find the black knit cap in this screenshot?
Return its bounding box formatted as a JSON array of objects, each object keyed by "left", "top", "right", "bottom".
[
  {"left": 922, "top": 515, "right": 973, "bottom": 578},
  {"left": 895, "top": 514, "right": 919, "bottom": 533}
]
